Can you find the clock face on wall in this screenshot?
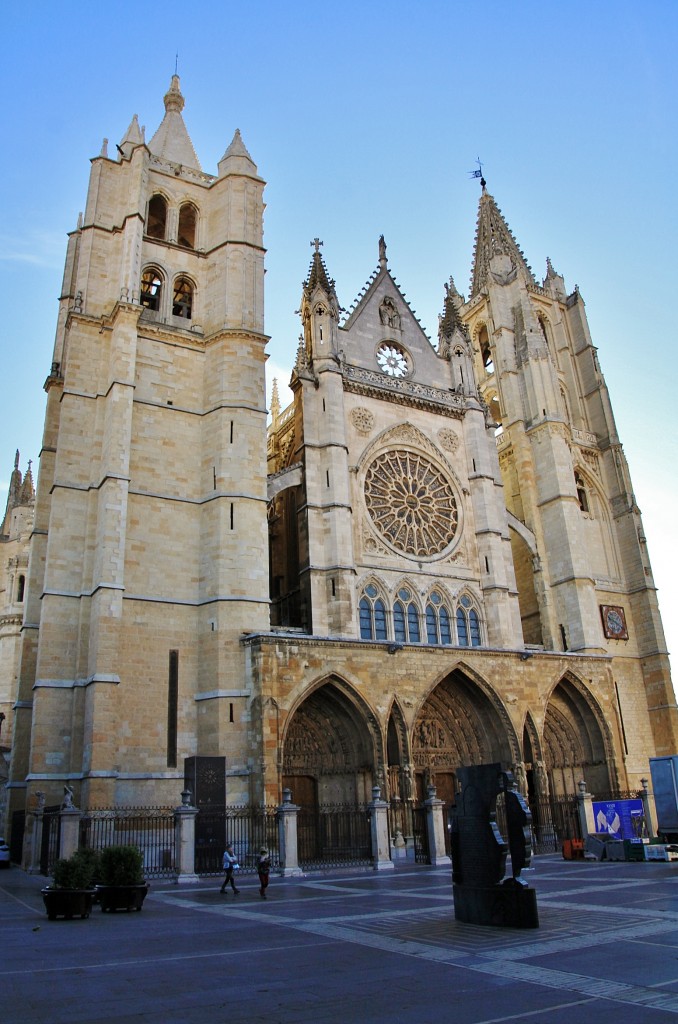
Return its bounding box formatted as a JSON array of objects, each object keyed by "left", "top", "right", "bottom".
[
  {"left": 376, "top": 342, "right": 410, "bottom": 377},
  {"left": 600, "top": 604, "right": 628, "bottom": 640}
]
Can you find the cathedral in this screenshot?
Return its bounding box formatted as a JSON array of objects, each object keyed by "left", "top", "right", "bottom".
[{"left": 2, "top": 78, "right": 676, "bottom": 847}]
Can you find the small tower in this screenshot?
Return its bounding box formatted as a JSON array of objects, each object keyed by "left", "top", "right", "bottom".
[
  {"left": 290, "top": 241, "right": 356, "bottom": 636},
  {"left": 0, "top": 452, "right": 35, "bottom": 820}
]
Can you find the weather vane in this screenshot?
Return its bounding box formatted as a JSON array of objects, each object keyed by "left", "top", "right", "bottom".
[
  {"left": 175, "top": 52, "right": 179, "bottom": 76},
  {"left": 468, "top": 158, "right": 486, "bottom": 190}
]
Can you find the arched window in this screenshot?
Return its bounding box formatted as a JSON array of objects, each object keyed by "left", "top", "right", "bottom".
[
  {"left": 425, "top": 590, "right": 452, "bottom": 645},
  {"left": 172, "top": 277, "right": 193, "bottom": 319},
  {"left": 575, "top": 472, "right": 589, "bottom": 513},
  {"left": 17, "top": 574, "right": 25, "bottom": 603},
  {"left": 393, "top": 587, "right": 420, "bottom": 643},
  {"left": 478, "top": 324, "right": 494, "bottom": 374},
  {"left": 178, "top": 203, "right": 197, "bottom": 249},
  {"left": 456, "top": 594, "right": 482, "bottom": 647},
  {"left": 140, "top": 267, "right": 163, "bottom": 311},
  {"left": 359, "top": 583, "right": 387, "bottom": 640},
  {"left": 147, "top": 194, "right": 168, "bottom": 240}
]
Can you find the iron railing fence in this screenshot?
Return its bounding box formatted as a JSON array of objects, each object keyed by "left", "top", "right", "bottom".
[
  {"left": 40, "top": 807, "right": 61, "bottom": 875},
  {"left": 411, "top": 806, "right": 430, "bottom": 863},
  {"left": 527, "top": 794, "right": 580, "bottom": 853},
  {"left": 80, "top": 806, "right": 176, "bottom": 878},
  {"left": 297, "top": 804, "right": 372, "bottom": 870},
  {"left": 195, "top": 805, "right": 280, "bottom": 876}
]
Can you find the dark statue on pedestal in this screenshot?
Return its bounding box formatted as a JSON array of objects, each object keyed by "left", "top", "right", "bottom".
[{"left": 450, "top": 763, "right": 539, "bottom": 928}]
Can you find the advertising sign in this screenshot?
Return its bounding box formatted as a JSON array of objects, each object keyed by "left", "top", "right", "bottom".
[{"left": 592, "top": 799, "right": 646, "bottom": 840}]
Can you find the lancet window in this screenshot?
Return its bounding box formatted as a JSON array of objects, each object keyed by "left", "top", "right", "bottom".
[
  {"left": 172, "top": 277, "right": 194, "bottom": 319},
  {"left": 359, "top": 583, "right": 387, "bottom": 640},
  {"left": 425, "top": 590, "right": 452, "bottom": 645},
  {"left": 456, "top": 594, "right": 481, "bottom": 647},
  {"left": 178, "top": 203, "right": 197, "bottom": 249},
  {"left": 393, "top": 586, "right": 420, "bottom": 643},
  {"left": 147, "top": 194, "right": 168, "bottom": 240},
  {"left": 140, "top": 267, "right": 164, "bottom": 311}
]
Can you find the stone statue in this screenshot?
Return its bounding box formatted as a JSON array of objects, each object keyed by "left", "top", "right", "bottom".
[{"left": 61, "top": 784, "right": 75, "bottom": 809}]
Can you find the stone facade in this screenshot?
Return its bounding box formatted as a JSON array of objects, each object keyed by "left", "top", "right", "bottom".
[{"left": 4, "top": 82, "right": 677, "bottom": 847}]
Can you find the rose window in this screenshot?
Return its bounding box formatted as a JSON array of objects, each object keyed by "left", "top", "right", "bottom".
[
  {"left": 376, "top": 342, "right": 410, "bottom": 377},
  {"left": 364, "top": 450, "right": 458, "bottom": 556}
]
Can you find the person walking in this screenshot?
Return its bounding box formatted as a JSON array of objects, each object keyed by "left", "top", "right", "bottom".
[
  {"left": 257, "top": 846, "right": 271, "bottom": 899},
  {"left": 220, "top": 843, "right": 240, "bottom": 894}
]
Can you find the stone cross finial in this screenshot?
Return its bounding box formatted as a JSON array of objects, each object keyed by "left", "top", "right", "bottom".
[{"left": 311, "top": 238, "right": 323, "bottom": 253}]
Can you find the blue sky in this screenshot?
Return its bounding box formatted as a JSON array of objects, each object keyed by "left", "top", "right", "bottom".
[{"left": 2, "top": 1, "right": 676, "bottom": 677}]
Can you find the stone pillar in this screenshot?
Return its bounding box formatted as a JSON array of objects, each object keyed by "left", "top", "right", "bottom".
[
  {"left": 368, "top": 786, "right": 394, "bottom": 872},
  {"left": 640, "top": 778, "right": 656, "bottom": 838},
  {"left": 424, "top": 784, "right": 451, "bottom": 867},
  {"left": 277, "top": 788, "right": 303, "bottom": 877},
  {"left": 27, "top": 803, "right": 44, "bottom": 874},
  {"left": 174, "top": 789, "right": 200, "bottom": 885},
  {"left": 576, "top": 779, "right": 595, "bottom": 838},
  {"left": 59, "top": 807, "right": 82, "bottom": 860}
]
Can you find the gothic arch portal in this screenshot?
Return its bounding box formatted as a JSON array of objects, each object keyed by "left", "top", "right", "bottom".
[
  {"left": 543, "top": 675, "right": 613, "bottom": 796},
  {"left": 412, "top": 667, "right": 519, "bottom": 810},
  {"left": 282, "top": 677, "right": 382, "bottom": 809}
]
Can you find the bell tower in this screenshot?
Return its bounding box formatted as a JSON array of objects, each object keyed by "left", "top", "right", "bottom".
[
  {"left": 10, "top": 78, "right": 270, "bottom": 814},
  {"left": 461, "top": 180, "right": 678, "bottom": 756}
]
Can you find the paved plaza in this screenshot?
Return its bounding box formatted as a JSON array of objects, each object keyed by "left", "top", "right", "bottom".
[{"left": 2, "top": 855, "right": 678, "bottom": 1023}]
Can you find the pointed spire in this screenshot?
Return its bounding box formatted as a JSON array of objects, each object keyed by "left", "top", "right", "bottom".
[
  {"left": 470, "top": 190, "right": 536, "bottom": 296},
  {"left": 295, "top": 335, "right": 308, "bottom": 372},
  {"left": 543, "top": 256, "right": 567, "bottom": 300},
  {"left": 1, "top": 451, "right": 34, "bottom": 537},
  {"left": 439, "top": 277, "right": 467, "bottom": 339},
  {"left": 118, "top": 114, "right": 144, "bottom": 159},
  {"left": 218, "top": 128, "right": 258, "bottom": 177},
  {"left": 19, "top": 461, "right": 35, "bottom": 505},
  {"left": 270, "top": 378, "right": 280, "bottom": 425},
  {"left": 303, "top": 239, "right": 337, "bottom": 300},
  {"left": 148, "top": 76, "right": 202, "bottom": 171}
]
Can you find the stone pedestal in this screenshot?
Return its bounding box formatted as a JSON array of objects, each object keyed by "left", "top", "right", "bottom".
[
  {"left": 368, "top": 786, "right": 394, "bottom": 871},
  {"left": 174, "top": 791, "right": 200, "bottom": 885},
  {"left": 424, "top": 785, "right": 451, "bottom": 867},
  {"left": 278, "top": 788, "right": 303, "bottom": 876},
  {"left": 59, "top": 807, "right": 81, "bottom": 860}
]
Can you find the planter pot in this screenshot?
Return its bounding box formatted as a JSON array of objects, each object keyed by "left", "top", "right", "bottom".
[
  {"left": 96, "top": 882, "right": 149, "bottom": 913},
  {"left": 42, "top": 887, "right": 96, "bottom": 921}
]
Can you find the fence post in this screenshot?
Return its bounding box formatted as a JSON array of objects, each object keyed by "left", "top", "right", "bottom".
[
  {"left": 277, "top": 788, "right": 302, "bottom": 877},
  {"left": 576, "top": 780, "right": 595, "bottom": 838},
  {"left": 368, "top": 786, "right": 394, "bottom": 871},
  {"left": 640, "top": 778, "right": 656, "bottom": 838},
  {"left": 424, "top": 784, "right": 451, "bottom": 867},
  {"left": 174, "top": 789, "right": 200, "bottom": 885}
]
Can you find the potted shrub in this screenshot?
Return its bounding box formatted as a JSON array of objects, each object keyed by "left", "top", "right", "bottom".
[
  {"left": 96, "top": 845, "right": 149, "bottom": 912},
  {"left": 41, "top": 848, "right": 100, "bottom": 920}
]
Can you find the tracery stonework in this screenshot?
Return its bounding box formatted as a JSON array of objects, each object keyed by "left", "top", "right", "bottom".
[
  {"left": 350, "top": 407, "right": 374, "bottom": 434},
  {"left": 364, "top": 449, "right": 458, "bottom": 556},
  {"left": 438, "top": 427, "right": 460, "bottom": 453}
]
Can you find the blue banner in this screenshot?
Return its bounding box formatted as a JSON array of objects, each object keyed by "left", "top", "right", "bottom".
[{"left": 592, "top": 799, "right": 646, "bottom": 840}]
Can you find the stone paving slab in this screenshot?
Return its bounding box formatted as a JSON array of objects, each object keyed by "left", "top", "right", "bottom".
[{"left": 2, "top": 856, "right": 678, "bottom": 1023}]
